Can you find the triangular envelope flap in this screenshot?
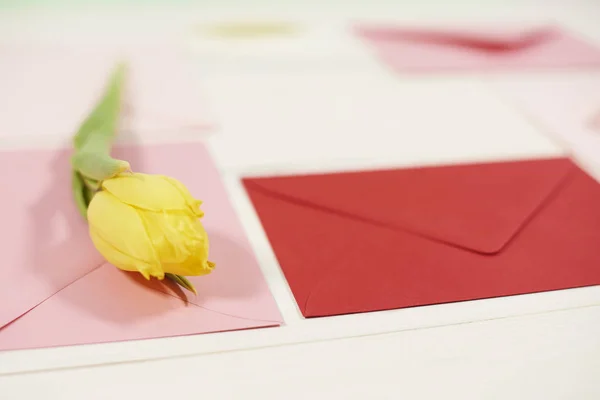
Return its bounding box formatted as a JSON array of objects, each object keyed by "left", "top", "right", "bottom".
[
  {"left": 244, "top": 158, "right": 575, "bottom": 254},
  {"left": 0, "top": 265, "right": 278, "bottom": 351},
  {"left": 356, "top": 25, "right": 558, "bottom": 52}
]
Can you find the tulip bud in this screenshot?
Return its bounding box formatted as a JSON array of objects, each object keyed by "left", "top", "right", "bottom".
[{"left": 87, "top": 173, "right": 215, "bottom": 282}]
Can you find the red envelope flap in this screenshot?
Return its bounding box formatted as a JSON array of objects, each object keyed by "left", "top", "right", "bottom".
[
  {"left": 355, "top": 25, "right": 559, "bottom": 52},
  {"left": 243, "top": 158, "right": 575, "bottom": 255}
]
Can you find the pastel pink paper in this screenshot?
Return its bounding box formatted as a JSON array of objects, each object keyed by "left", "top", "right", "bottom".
[
  {"left": 590, "top": 111, "right": 600, "bottom": 132},
  {"left": 0, "top": 43, "right": 211, "bottom": 139},
  {"left": 355, "top": 25, "right": 600, "bottom": 72},
  {"left": 493, "top": 77, "right": 600, "bottom": 179},
  {"left": 0, "top": 143, "right": 281, "bottom": 351}
]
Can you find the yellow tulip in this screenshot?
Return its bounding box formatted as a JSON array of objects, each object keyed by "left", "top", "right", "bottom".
[{"left": 87, "top": 173, "right": 215, "bottom": 281}]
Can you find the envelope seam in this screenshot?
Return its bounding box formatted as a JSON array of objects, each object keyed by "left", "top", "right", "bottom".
[
  {"left": 483, "top": 166, "right": 577, "bottom": 253},
  {"left": 246, "top": 177, "right": 568, "bottom": 255},
  {"left": 2, "top": 262, "right": 280, "bottom": 333},
  {"left": 0, "top": 261, "right": 106, "bottom": 331},
  {"left": 151, "top": 285, "right": 283, "bottom": 325},
  {"left": 245, "top": 181, "right": 472, "bottom": 251}
]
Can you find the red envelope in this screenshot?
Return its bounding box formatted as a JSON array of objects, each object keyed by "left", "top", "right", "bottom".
[
  {"left": 243, "top": 158, "right": 600, "bottom": 317},
  {"left": 354, "top": 25, "right": 600, "bottom": 73}
]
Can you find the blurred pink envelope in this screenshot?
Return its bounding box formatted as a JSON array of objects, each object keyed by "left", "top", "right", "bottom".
[
  {"left": 493, "top": 77, "right": 600, "bottom": 180},
  {"left": 354, "top": 25, "right": 600, "bottom": 72},
  {"left": 0, "top": 142, "right": 281, "bottom": 351},
  {"left": 0, "top": 43, "right": 213, "bottom": 140}
]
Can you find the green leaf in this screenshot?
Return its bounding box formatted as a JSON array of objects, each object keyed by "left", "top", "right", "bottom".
[
  {"left": 71, "top": 151, "right": 131, "bottom": 182},
  {"left": 72, "top": 170, "right": 90, "bottom": 220},
  {"left": 73, "top": 62, "right": 126, "bottom": 153},
  {"left": 165, "top": 273, "right": 197, "bottom": 295}
]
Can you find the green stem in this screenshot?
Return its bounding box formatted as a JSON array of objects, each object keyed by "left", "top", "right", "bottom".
[
  {"left": 73, "top": 63, "right": 126, "bottom": 152},
  {"left": 71, "top": 62, "right": 128, "bottom": 186},
  {"left": 79, "top": 132, "right": 113, "bottom": 157}
]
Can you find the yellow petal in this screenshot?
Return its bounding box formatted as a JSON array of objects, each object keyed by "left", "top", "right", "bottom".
[
  {"left": 161, "top": 175, "right": 204, "bottom": 217},
  {"left": 163, "top": 258, "right": 215, "bottom": 277},
  {"left": 90, "top": 229, "right": 163, "bottom": 279},
  {"left": 88, "top": 191, "right": 164, "bottom": 279},
  {"left": 101, "top": 173, "right": 194, "bottom": 213},
  {"left": 138, "top": 209, "right": 214, "bottom": 277}
]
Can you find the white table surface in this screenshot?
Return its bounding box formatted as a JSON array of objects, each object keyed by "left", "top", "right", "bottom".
[{"left": 1, "top": 1, "right": 600, "bottom": 399}]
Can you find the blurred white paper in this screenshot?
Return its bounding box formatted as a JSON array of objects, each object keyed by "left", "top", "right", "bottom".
[
  {"left": 0, "top": 42, "right": 213, "bottom": 144},
  {"left": 206, "top": 75, "right": 564, "bottom": 173},
  {"left": 189, "top": 20, "right": 382, "bottom": 75},
  {"left": 491, "top": 75, "right": 600, "bottom": 180}
]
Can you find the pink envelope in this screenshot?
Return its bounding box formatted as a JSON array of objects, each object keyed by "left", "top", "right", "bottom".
[
  {"left": 0, "top": 142, "right": 282, "bottom": 351},
  {"left": 0, "top": 43, "right": 213, "bottom": 140},
  {"left": 354, "top": 25, "right": 600, "bottom": 72},
  {"left": 493, "top": 77, "right": 600, "bottom": 179}
]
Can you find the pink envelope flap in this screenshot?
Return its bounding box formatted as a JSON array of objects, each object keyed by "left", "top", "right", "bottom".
[
  {"left": 0, "top": 142, "right": 281, "bottom": 350},
  {"left": 0, "top": 43, "right": 213, "bottom": 140},
  {"left": 0, "top": 265, "right": 277, "bottom": 349},
  {"left": 355, "top": 25, "right": 559, "bottom": 52},
  {"left": 353, "top": 23, "right": 600, "bottom": 72}
]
